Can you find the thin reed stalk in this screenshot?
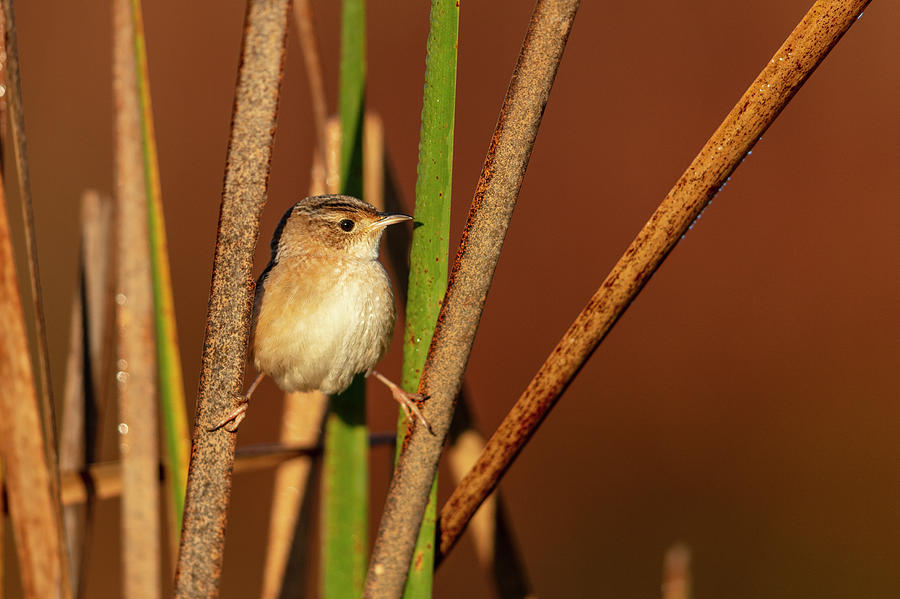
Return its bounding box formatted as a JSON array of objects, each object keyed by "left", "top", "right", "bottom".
[
  {"left": 129, "top": 0, "right": 192, "bottom": 562},
  {"left": 436, "top": 0, "right": 872, "bottom": 558},
  {"left": 322, "top": 0, "right": 368, "bottom": 596},
  {"left": 397, "top": 1, "right": 459, "bottom": 595},
  {"left": 365, "top": 1, "right": 580, "bottom": 596},
  {"left": 60, "top": 274, "right": 86, "bottom": 590},
  {"left": 173, "top": 0, "right": 292, "bottom": 595},
  {"left": 113, "top": 0, "right": 161, "bottom": 594}
]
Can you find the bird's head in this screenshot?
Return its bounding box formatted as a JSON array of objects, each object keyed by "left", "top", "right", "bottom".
[{"left": 271, "top": 195, "right": 411, "bottom": 262}]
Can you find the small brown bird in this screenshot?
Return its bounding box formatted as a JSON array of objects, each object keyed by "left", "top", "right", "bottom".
[{"left": 212, "top": 194, "right": 429, "bottom": 432}]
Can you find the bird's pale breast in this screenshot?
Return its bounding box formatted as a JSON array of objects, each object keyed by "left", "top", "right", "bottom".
[{"left": 252, "top": 254, "right": 395, "bottom": 395}]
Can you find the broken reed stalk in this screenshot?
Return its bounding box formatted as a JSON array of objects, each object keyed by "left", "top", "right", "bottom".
[
  {"left": 113, "top": 0, "right": 162, "bottom": 594},
  {"left": 364, "top": 1, "right": 580, "bottom": 595},
  {"left": 173, "top": 0, "right": 292, "bottom": 596},
  {"left": 436, "top": 0, "right": 872, "bottom": 559},
  {"left": 0, "top": 164, "right": 71, "bottom": 599}
]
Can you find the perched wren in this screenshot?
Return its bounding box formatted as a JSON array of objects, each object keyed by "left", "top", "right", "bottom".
[{"left": 211, "top": 194, "right": 430, "bottom": 432}]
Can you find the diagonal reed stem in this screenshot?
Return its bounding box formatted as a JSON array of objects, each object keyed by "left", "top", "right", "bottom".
[
  {"left": 364, "top": 1, "right": 580, "bottom": 596},
  {"left": 436, "top": 0, "right": 872, "bottom": 559},
  {"left": 173, "top": 0, "right": 291, "bottom": 596}
]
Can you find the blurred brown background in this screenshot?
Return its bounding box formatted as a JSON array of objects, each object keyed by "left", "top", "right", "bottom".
[{"left": 5, "top": 0, "right": 899, "bottom": 597}]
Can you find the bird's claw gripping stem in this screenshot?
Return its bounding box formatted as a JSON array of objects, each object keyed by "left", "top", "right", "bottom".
[
  {"left": 371, "top": 370, "right": 434, "bottom": 435},
  {"left": 208, "top": 396, "right": 249, "bottom": 433}
]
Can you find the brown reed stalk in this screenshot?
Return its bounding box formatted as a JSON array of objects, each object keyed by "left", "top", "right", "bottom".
[
  {"left": 436, "top": 0, "right": 872, "bottom": 559},
  {"left": 173, "top": 0, "right": 292, "bottom": 595},
  {"left": 0, "top": 158, "right": 71, "bottom": 599},
  {"left": 364, "top": 1, "right": 580, "bottom": 595},
  {"left": 113, "top": 0, "right": 162, "bottom": 595}
]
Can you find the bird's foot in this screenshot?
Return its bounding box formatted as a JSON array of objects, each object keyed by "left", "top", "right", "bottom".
[
  {"left": 209, "top": 373, "right": 265, "bottom": 432},
  {"left": 371, "top": 370, "right": 434, "bottom": 435},
  {"left": 208, "top": 396, "right": 249, "bottom": 433}
]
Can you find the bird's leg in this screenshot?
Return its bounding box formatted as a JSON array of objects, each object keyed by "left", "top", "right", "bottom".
[
  {"left": 209, "top": 371, "right": 265, "bottom": 432},
  {"left": 369, "top": 370, "right": 434, "bottom": 435}
]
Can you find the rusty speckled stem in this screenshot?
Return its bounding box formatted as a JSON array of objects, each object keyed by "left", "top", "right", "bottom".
[
  {"left": 173, "top": 0, "right": 291, "bottom": 596},
  {"left": 363, "top": 1, "right": 581, "bottom": 596},
  {"left": 437, "top": 0, "right": 872, "bottom": 560}
]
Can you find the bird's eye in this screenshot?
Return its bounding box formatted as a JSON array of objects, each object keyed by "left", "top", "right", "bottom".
[{"left": 339, "top": 219, "right": 355, "bottom": 232}]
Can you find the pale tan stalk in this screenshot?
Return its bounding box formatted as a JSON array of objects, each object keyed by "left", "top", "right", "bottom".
[{"left": 113, "top": 0, "right": 161, "bottom": 595}]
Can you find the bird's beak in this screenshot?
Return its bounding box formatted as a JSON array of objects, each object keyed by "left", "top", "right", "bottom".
[{"left": 370, "top": 212, "right": 413, "bottom": 230}]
